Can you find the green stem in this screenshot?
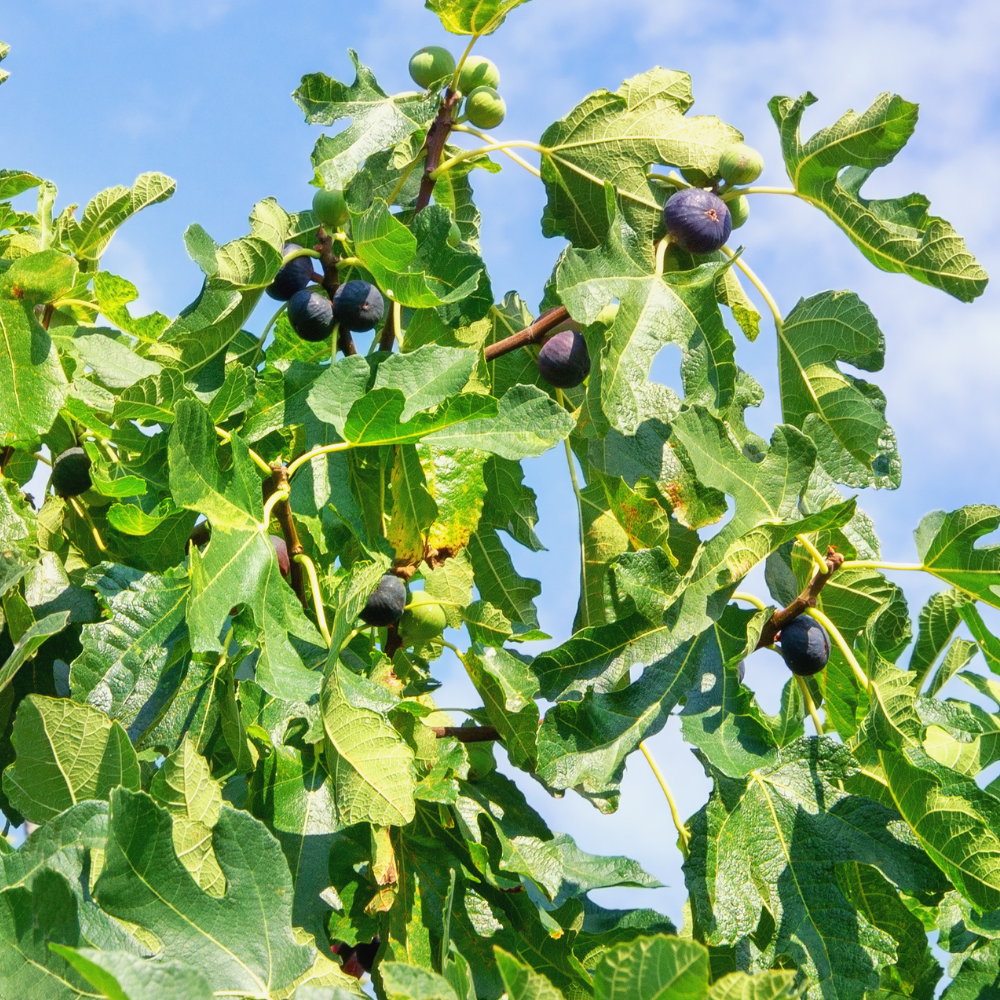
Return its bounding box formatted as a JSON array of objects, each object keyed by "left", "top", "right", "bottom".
[
  {"left": 430, "top": 141, "right": 544, "bottom": 180},
  {"left": 720, "top": 245, "right": 783, "bottom": 329},
  {"left": 294, "top": 553, "right": 331, "bottom": 648},
  {"left": 639, "top": 741, "right": 690, "bottom": 856},
  {"left": 806, "top": 606, "right": 870, "bottom": 691},
  {"left": 732, "top": 590, "right": 769, "bottom": 612},
  {"left": 721, "top": 186, "right": 797, "bottom": 200},
  {"left": 449, "top": 35, "right": 479, "bottom": 92},
  {"left": 451, "top": 125, "right": 542, "bottom": 177},
  {"left": 280, "top": 247, "right": 321, "bottom": 264},
  {"left": 839, "top": 560, "right": 924, "bottom": 572},
  {"left": 795, "top": 674, "right": 825, "bottom": 736},
  {"left": 557, "top": 388, "right": 589, "bottom": 628},
  {"left": 654, "top": 238, "right": 670, "bottom": 277},
  {"left": 387, "top": 150, "right": 427, "bottom": 204},
  {"left": 260, "top": 489, "right": 290, "bottom": 529},
  {"left": 250, "top": 301, "right": 288, "bottom": 368}
]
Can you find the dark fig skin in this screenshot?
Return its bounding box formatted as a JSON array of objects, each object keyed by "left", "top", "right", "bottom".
[
  {"left": 51, "top": 447, "right": 92, "bottom": 498},
  {"left": 266, "top": 243, "right": 314, "bottom": 301},
  {"left": 333, "top": 936, "right": 381, "bottom": 979},
  {"left": 287, "top": 289, "right": 334, "bottom": 342},
  {"left": 737, "top": 660, "right": 745, "bottom": 683},
  {"left": 779, "top": 616, "right": 831, "bottom": 676},
  {"left": 333, "top": 280, "right": 385, "bottom": 332},
  {"left": 359, "top": 574, "right": 407, "bottom": 627},
  {"left": 270, "top": 535, "right": 290, "bottom": 577},
  {"left": 538, "top": 329, "right": 591, "bottom": 388},
  {"left": 663, "top": 188, "right": 732, "bottom": 255}
]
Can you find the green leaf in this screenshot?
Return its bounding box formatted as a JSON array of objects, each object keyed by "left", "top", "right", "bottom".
[
  {"left": 388, "top": 444, "right": 438, "bottom": 564},
  {"left": 685, "top": 738, "right": 947, "bottom": 1000},
  {"left": 48, "top": 945, "right": 214, "bottom": 1000},
  {"left": 374, "top": 345, "right": 478, "bottom": 421},
  {"left": 495, "top": 947, "right": 566, "bottom": 1000},
  {"left": 2, "top": 694, "right": 140, "bottom": 823},
  {"left": 0, "top": 299, "right": 70, "bottom": 446},
  {"left": 149, "top": 737, "right": 226, "bottom": 897},
  {"left": 61, "top": 172, "right": 176, "bottom": 262},
  {"left": 592, "top": 935, "right": 708, "bottom": 1000},
  {"left": 69, "top": 566, "right": 189, "bottom": 726},
  {"left": 778, "top": 290, "right": 898, "bottom": 489},
  {"left": 93, "top": 271, "right": 170, "bottom": 341},
  {"left": 381, "top": 962, "right": 460, "bottom": 999},
  {"left": 769, "top": 91, "right": 987, "bottom": 301},
  {"left": 425, "top": 0, "right": 531, "bottom": 35},
  {"left": 540, "top": 69, "right": 741, "bottom": 248},
  {"left": 0, "top": 248, "right": 78, "bottom": 303},
  {"left": 914, "top": 506, "right": 1000, "bottom": 609},
  {"left": 881, "top": 745, "right": 1000, "bottom": 912},
  {"left": 0, "top": 610, "right": 69, "bottom": 696},
  {"left": 468, "top": 527, "right": 541, "bottom": 628},
  {"left": 295, "top": 52, "right": 440, "bottom": 189},
  {"left": 94, "top": 788, "right": 316, "bottom": 996},
  {"left": 556, "top": 184, "right": 736, "bottom": 433},
  {"left": 909, "top": 590, "right": 964, "bottom": 688},
  {"left": 321, "top": 661, "right": 416, "bottom": 827}
]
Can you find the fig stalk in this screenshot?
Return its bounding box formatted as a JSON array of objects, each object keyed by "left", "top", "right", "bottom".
[
  {"left": 266, "top": 464, "right": 307, "bottom": 608},
  {"left": 315, "top": 229, "right": 357, "bottom": 356}
]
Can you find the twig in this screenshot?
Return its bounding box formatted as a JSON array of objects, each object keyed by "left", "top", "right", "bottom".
[
  {"left": 430, "top": 725, "right": 500, "bottom": 742},
  {"left": 378, "top": 300, "right": 396, "bottom": 353},
  {"left": 414, "top": 91, "right": 463, "bottom": 214},
  {"left": 755, "top": 545, "right": 845, "bottom": 650},
  {"left": 483, "top": 305, "right": 570, "bottom": 362},
  {"left": 315, "top": 229, "right": 356, "bottom": 357},
  {"left": 265, "top": 464, "right": 307, "bottom": 608}
]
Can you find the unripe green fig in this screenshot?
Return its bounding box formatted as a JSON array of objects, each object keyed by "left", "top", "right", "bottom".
[
  {"left": 464, "top": 86, "right": 505, "bottom": 130},
  {"left": 409, "top": 46, "right": 456, "bottom": 89},
  {"left": 312, "top": 188, "right": 347, "bottom": 228},
  {"left": 728, "top": 194, "right": 750, "bottom": 229},
  {"left": 446, "top": 220, "right": 462, "bottom": 246},
  {"left": 399, "top": 591, "right": 447, "bottom": 645},
  {"left": 718, "top": 144, "right": 764, "bottom": 186},
  {"left": 457, "top": 55, "right": 499, "bottom": 94}
]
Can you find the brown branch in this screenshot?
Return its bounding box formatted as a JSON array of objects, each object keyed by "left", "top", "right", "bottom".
[
  {"left": 315, "top": 229, "right": 356, "bottom": 357},
  {"left": 384, "top": 622, "right": 402, "bottom": 659},
  {"left": 0, "top": 447, "right": 13, "bottom": 475},
  {"left": 378, "top": 302, "right": 396, "bottom": 353},
  {"left": 431, "top": 725, "right": 500, "bottom": 742},
  {"left": 483, "top": 306, "right": 571, "bottom": 362},
  {"left": 414, "top": 90, "right": 463, "bottom": 214},
  {"left": 266, "top": 463, "right": 307, "bottom": 608},
  {"left": 756, "top": 545, "right": 845, "bottom": 650},
  {"left": 41, "top": 304, "right": 54, "bottom": 330}
]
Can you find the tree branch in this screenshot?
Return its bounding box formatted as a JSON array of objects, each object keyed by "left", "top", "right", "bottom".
[
  {"left": 483, "top": 305, "right": 571, "bottom": 362},
  {"left": 431, "top": 725, "right": 500, "bottom": 742},
  {"left": 756, "top": 545, "right": 845, "bottom": 649},
  {"left": 414, "top": 91, "right": 463, "bottom": 214},
  {"left": 315, "top": 229, "right": 356, "bottom": 357},
  {"left": 266, "top": 464, "right": 307, "bottom": 608},
  {"left": 378, "top": 303, "right": 396, "bottom": 353}
]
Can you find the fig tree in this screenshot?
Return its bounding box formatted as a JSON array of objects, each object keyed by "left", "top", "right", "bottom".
[
  {"left": 538, "top": 328, "right": 591, "bottom": 388},
  {"left": 359, "top": 574, "right": 407, "bottom": 627},
  {"left": 779, "top": 615, "right": 830, "bottom": 676},
  {"left": 333, "top": 280, "right": 385, "bottom": 332},
  {"left": 728, "top": 194, "right": 750, "bottom": 229},
  {"left": 718, "top": 143, "right": 764, "bottom": 186},
  {"left": 266, "top": 243, "right": 314, "bottom": 301},
  {"left": 287, "top": 289, "right": 334, "bottom": 342},
  {"left": 457, "top": 55, "right": 499, "bottom": 94},
  {"left": 400, "top": 592, "right": 448, "bottom": 645},
  {"left": 408, "top": 46, "right": 456, "bottom": 89},
  {"left": 51, "top": 447, "right": 92, "bottom": 497},
  {"left": 663, "top": 188, "right": 732, "bottom": 255},
  {"left": 312, "top": 188, "right": 348, "bottom": 228},
  {"left": 464, "top": 86, "right": 506, "bottom": 130},
  {"left": 270, "top": 534, "right": 290, "bottom": 577}
]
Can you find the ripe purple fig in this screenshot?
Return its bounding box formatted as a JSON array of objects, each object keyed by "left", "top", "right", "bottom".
[
  {"left": 288, "top": 289, "right": 334, "bottom": 342},
  {"left": 538, "top": 329, "right": 590, "bottom": 389},
  {"left": 266, "top": 243, "right": 314, "bottom": 301},
  {"left": 270, "top": 535, "right": 290, "bottom": 577},
  {"left": 663, "top": 188, "right": 732, "bottom": 255},
  {"left": 779, "top": 616, "right": 830, "bottom": 676},
  {"left": 333, "top": 280, "right": 385, "bottom": 333}
]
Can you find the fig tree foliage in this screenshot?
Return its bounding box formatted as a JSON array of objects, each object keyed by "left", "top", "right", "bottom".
[{"left": 0, "top": 3, "right": 994, "bottom": 1000}]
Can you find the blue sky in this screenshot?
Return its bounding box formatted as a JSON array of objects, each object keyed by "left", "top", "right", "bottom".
[{"left": 3, "top": 0, "right": 1000, "bottom": 926}]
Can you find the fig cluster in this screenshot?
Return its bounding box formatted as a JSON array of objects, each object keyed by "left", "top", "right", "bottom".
[
  {"left": 51, "top": 447, "right": 92, "bottom": 498},
  {"left": 779, "top": 615, "right": 831, "bottom": 676},
  {"left": 408, "top": 47, "right": 506, "bottom": 130}
]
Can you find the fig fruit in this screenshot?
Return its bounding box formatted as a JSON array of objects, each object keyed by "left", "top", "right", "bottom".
[
  {"left": 266, "top": 243, "right": 314, "bottom": 301},
  {"left": 663, "top": 188, "right": 732, "bottom": 255},
  {"left": 312, "top": 188, "right": 348, "bottom": 228},
  {"left": 464, "top": 86, "right": 506, "bottom": 130},
  {"left": 538, "top": 329, "right": 590, "bottom": 389},
  {"left": 446, "top": 220, "right": 462, "bottom": 246},
  {"left": 288, "top": 289, "right": 334, "bottom": 342},
  {"left": 408, "top": 46, "right": 456, "bottom": 89},
  {"left": 51, "top": 447, "right": 92, "bottom": 498},
  {"left": 728, "top": 194, "right": 750, "bottom": 229},
  {"left": 359, "top": 574, "right": 407, "bottom": 627},
  {"left": 270, "top": 535, "right": 290, "bottom": 577},
  {"left": 779, "top": 616, "right": 830, "bottom": 676},
  {"left": 333, "top": 280, "right": 385, "bottom": 332},
  {"left": 457, "top": 55, "right": 499, "bottom": 94},
  {"left": 400, "top": 592, "right": 448, "bottom": 645},
  {"left": 718, "top": 143, "right": 764, "bottom": 186}
]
